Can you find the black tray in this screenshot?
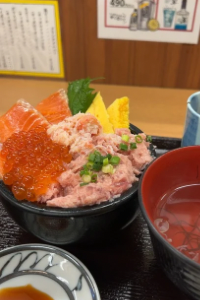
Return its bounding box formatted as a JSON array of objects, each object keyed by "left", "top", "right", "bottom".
[{"left": 0, "top": 136, "right": 193, "bottom": 300}]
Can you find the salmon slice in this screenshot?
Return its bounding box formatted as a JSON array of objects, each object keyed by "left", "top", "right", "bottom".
[
  {"left": 36, "top": 89, "right": 72, "bottom": 124},
  {"left": 0, "top": 99, "right": 49, "bottom": 144}
]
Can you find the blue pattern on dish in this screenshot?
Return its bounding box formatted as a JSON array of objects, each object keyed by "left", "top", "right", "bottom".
[{"left": 0, "top": 244, "right": 101, "bottom": 300}]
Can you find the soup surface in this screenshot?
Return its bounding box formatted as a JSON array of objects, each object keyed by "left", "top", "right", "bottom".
[
  {"left": 0, "top": 284, "right": 54, "bottom": 300},
  {"left": 154, "top": 183, "right": 200, "bottom": 263}
]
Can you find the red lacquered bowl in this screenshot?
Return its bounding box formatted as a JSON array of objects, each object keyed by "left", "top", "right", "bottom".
[{"left": 138, "top": 146, "right": 200, "bottom": 300}]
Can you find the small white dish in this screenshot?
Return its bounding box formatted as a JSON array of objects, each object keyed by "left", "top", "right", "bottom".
[{"left": 0, "top": 244, "right": 101, "bottom": 300}]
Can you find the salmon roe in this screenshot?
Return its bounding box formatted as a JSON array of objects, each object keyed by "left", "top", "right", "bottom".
[{"left": 1, "top": 126, "right": 72, "bottom": 201}]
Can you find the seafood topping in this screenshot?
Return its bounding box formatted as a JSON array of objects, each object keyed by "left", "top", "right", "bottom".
[
  {"left": 0, "top": 81, "right": 154, "bottom": 208},
  {"left": 1, "top": 126, "right": 72, "bottom": 201}
]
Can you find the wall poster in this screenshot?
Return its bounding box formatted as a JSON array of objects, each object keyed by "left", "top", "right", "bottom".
[
  {"left": 97, "top": 0, "right": 200, "bottom": 44},
  {"left": 0, "top": 0, "right": 64, "bottom": 78}
]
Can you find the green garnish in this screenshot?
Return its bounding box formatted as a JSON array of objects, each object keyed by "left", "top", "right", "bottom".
[
  {"left": 82, "top": 174, "right": 91, "bottom": 183},
  {"left": 67, "top": 77, "right": 103, "bottom": 115},
  {"left": 80, "top": 169, "right": 90, "bottom": 176},
  {"left": 94, "top": 154, "right": 102, "bottom": 163},
  {"left": 146, "top": 135, "right": 152, "bottom": 142},
  {"left": 102, "top": 164, "right": 114, "bottom": 174},
  {"left": 86, "top": 162, "right": 93, "bottom": 169},
  {"left": 80, "top": 151, "right": 120, "bottom": 182},
  {"left": 88, "top": 151, "right": 103, "bottom": 171},
  {"left": 119, "top": 143, "right": 128, "bottom": 151},
  {"left": 91, "top": 174, "right": 97, "bottom": 182},
  {"left": 110, "top": 156, "right": 120, "bottom": 165},
  {"left": 107, "top": 154, "right": 112, "bottom": 160},
  {"left": 104, "top": 153, "right": 112, "bottom": 160},
  {"left": 121, "top": 134, "right": 130, "bottom": 142},
  {"left": 88, "top": 152, "right": 95, "bottom": 162},
  {"left": 103, "top": 157, "right": 109, "bottom": 166},
  {"left": 130, "top": 142, "right": 137, "bottom": 149},
  {"left": 135, "top": 135, "right": 143, "bottom": 143},
  {"left": 83, "top": 165, "right": 88, "bottom": 170},
  {"left": 80, "top": 182, "right": 89, "bottom": 186},
  {"left": 92, "top": 162, "right": 102, "bottom": 171}
]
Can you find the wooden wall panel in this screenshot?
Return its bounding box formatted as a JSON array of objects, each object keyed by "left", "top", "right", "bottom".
[
  {"left": 60, "top": 0, "right": 86, "bottom": 80},
  {"left": 1, "top": 0, "right": 199, "bottom": 89},
  {"left": 104, "top": 40, "right": 132, "bottom": 85},
  {"left": 161, "top": 44, "right": 182, "bottom": 88},
  {"left": 133, "top": 42, "right": 167, "bottom": 87},
  {"left": 177, "top": 43, "right": 200, "bottom": 89},
  {"left": 83, "top": 0, "right": 106, "bottom": 80}
]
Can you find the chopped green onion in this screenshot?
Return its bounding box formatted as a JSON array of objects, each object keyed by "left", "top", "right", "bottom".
[
  {"left": 130, "top": 142, "right": 137, "bottom": 149},
  {"left": 119, "top": 143, "right": 128, "bottom": 151},
  {"left": 80, "top": 182, "right": 89, "bottom": 186},
  {"left": 91, "top": 173, "right": 97, "bottom": 182},
  {"left": 88, "top": 152, "right": 95, "bottom": 162},
  {"left": 122, "top": 134, "right": 130, "bottom": 142},
  {"left": 94, "top": 150, "right": 102, "bottom": 158},
  {"left": 100, "top": 156, "right": 105, "bottom": 163},
  {"left": 103, "top": 157, "right": 109, "bottom": 166},
  {"left": 146, "top": 135, "right": 152, "bottom": 142},
  {"left": 86, "top": 162, "right": 93, "bottom": 169},
  {"left": 110, "top": 156, "right": 120, "bottom": 165},
  {"left": 80, "top": 169, "right": 90, "bottom": 176},
  {"left": 92, "top": 162, "right": 102, "bottom": 171},
  {"left": 94, "top": 154, "right": 102, "bottom": 163},
  {"left": 102, "top": 164, "right": 114, "bottom": 174},
  {"left": 103, "top": 153, "right": 112, "bottom": 160},
  {"left": 87, "top": 151, "right": 118, "bottom": 172},
  {"left": 82, "top": 174, "right": 91, "bottom": 183},
  {"left": 107, "top": 153, "right": 112, "bottom": 160},
  {"left": 135, "top": 135, "right": 143, "bottom": 143},
  {"left": 80, "top": 170, "right": 85, "bottom": 176},
  {"left": 94, "top": 150, "right": 101, "bottom": 155}
]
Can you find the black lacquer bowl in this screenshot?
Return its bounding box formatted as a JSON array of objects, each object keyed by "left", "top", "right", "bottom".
[
  {"left": 138, "top": 146, "right": 200, "bottom": 300},
  {"left": 0, "top": 124, "right": 149, "bottom": 245}
]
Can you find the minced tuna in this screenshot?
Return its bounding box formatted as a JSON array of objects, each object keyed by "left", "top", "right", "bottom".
[{"left": 39, "top": 113, "right": 153, "bottom": 208}]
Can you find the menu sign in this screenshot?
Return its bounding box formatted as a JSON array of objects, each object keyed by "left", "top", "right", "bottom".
[
  {"left": 0, "top": 0, "right": 64, "bottom": 78},
  {"left": 97, "top": 0, "right": 200, "bottom": 44}
]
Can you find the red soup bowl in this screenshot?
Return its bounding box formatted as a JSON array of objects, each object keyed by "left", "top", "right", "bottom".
[{"left": 138, "top": 146, "right": 200, "bottom": 300}]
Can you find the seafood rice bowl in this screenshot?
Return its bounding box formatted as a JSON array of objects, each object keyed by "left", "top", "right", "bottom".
[
  {"left": 0, "top": 84, "right": 153, "bottom": 244},
  {"left": 0, "top": 113, "right": 152, "bottom": 208}
]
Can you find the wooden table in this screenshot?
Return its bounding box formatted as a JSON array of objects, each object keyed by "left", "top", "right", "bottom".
[{"left": 0, "top": 78, "right": 197, "bottom": 138}]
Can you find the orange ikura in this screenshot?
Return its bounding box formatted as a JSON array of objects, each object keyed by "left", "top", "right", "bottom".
[{"left": 1, "top": 126, "right": 72, "bottom": 202}]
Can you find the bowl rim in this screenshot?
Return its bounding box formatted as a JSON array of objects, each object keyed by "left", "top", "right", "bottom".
[
  {"left": 0, "top": 124, "right": 143, "bottom": 217},
  {"left": 187, "top": 91, "right": 200, "bottom": 119},
  {"left": 138, "top": 145, "right": 200, "bottom": 270},
  {"left": 0, "top": 243, "right": 101, "bottom": 300}
]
